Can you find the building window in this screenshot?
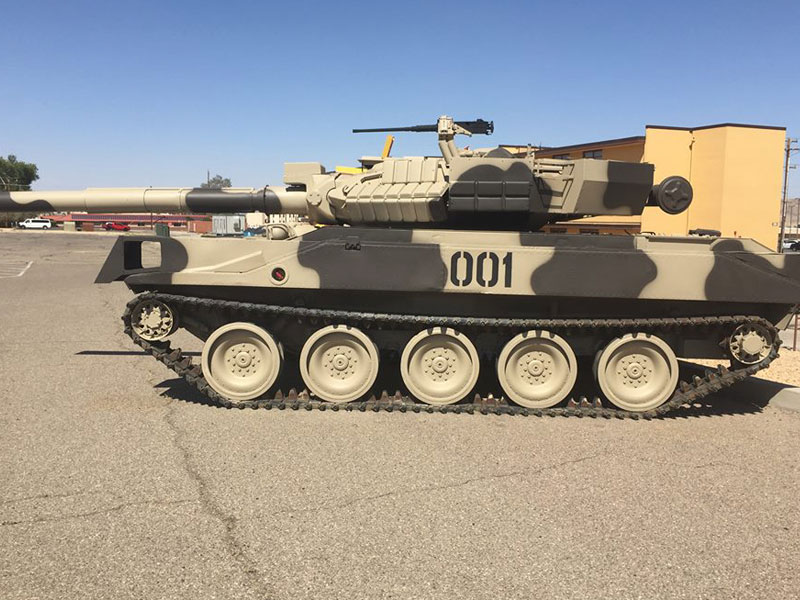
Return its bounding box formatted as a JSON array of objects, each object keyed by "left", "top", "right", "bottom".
[
  {"left": 552, "top": 154, "right": 570, "bottom": 160},
  {"left": 583, "top": 149, "right": 603, "bottom": 159}
]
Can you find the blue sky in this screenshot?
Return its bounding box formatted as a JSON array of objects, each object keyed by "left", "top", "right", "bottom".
[{"left": 1, "top": 0, "right": 798, "bottom": 196}]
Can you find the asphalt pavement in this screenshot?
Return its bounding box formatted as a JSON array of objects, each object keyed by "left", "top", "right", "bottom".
[{"left": 1, "top": 230, "right": 799, "bottom": 600}]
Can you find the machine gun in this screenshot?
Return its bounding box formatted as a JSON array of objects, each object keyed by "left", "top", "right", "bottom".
[
  {"left": 355, "top": 116, "right": 494, "bottom": 164},
  {"left": 353, "top": 118, "right": 494, "bottom": 136}
]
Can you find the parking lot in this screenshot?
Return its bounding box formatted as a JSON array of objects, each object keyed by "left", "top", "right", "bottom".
[{"left": 1, "top": 230, "right": 799, "bottom": 600}]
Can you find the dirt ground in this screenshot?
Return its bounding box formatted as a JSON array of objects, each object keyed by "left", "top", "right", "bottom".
[
  {"left": 752, "top": 348, "right": 800, "bottom": 387},
  {"left": 695, "top": 344, "right": 800, "bottom": 387}
]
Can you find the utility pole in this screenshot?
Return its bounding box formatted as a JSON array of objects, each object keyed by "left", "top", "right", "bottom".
[{"left": 778, "top": 136, "right": 799, "bottom": 252}]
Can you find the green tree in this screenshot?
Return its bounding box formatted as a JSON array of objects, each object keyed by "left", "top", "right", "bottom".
[
  {"left": 0, "top": 155, "right": 40, "bottom": 227},
  {"left": 201, "top": 174, "right": 232, "bottom": 189},
  {"left": 0, "top": 155, "right": 39, "bottom": 191}
]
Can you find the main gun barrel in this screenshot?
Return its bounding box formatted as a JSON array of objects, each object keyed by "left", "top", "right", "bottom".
[{"left": 0, "top": 186, "right": 308, "bottom": 216}]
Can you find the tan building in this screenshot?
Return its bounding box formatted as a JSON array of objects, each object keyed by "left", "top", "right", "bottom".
[{"left": 504, "top": 123, "right": 786, "bottom": 248}]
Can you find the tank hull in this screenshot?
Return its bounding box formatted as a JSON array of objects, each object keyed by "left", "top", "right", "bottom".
[
  {"left": 97, "top": 228, "right": 799, "bottom": 369},
  {"left": 99, "top": 227, "right": 800, "bottom": 322}
]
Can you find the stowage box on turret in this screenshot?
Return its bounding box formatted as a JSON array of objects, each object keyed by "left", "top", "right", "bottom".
[{"left": 3, "top": 116, "right": 798, "bottom": 417}]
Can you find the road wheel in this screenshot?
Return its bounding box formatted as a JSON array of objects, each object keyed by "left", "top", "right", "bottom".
[
  {"left": 202, "top": 322, "right": 282, "bottom": 402},
  {"left": 497, "top": 330, "right": 577, "bottom": 408},
  {"left": 300, "top": 325, "right": 379, "bottom": 403},
  {"left": 595, "top": 333, "right": 678, "bottom": 412},
  {"left": 401, "top": 327, "right": 479, "bottom": 405}
]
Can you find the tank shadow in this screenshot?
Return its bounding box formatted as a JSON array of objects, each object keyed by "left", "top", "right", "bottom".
[
  {"left": 77, "top": 350, "right": 150, "bottom": 356},
  {"left": 666, "top": 393, "right": 768, "bottom": 419},
  {"left": 155, "top": 378, "right": 223, "bottom": 407},
  {"left": 672, "top": 363, "right": 789, "bottom": 418},
  {"left": 76, "top": 350, "right": 201, "bottom": 356}
]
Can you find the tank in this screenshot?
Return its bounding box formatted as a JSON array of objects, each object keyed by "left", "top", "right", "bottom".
[{"left": 2, "top": 115, "right": 797, "bottom": 418}]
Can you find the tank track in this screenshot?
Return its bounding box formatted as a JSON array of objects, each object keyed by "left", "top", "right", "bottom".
[{"left": 122, "top": 292, "right": 781, "bottom": 419}]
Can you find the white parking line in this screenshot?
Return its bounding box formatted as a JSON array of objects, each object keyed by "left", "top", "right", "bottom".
[{"left": 0, "top": 261, "right": 33, "bottom": 278}]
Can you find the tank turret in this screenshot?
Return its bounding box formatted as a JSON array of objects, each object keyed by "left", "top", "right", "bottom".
[{"left": 0, "top": 115, "right": 691, "bottom": 230}]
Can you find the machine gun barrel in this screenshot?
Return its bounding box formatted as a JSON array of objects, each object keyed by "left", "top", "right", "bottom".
[
  {"left": 0, "top": 186, "right": 308, "bottom": 216},
  {"left": 352, "top": 124, "right": 437, "bottom": 134},
  {"left": 353, "top": 119, "right": 494, "bottom": 135}
]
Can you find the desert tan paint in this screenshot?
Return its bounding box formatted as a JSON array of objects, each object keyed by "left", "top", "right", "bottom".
[{"left": 166, "top": 236, "right": 322, "bottom": 287}]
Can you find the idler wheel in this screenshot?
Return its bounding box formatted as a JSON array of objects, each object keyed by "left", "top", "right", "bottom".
[
  {"left": 300, "top": 325, "right": 379, "bottom": 403},
  {"left": 201, "top": 322, "right": 283, "bottom": 402},
  {"left": 401, "top": 327, "right": 479, "bottom": 405},
  {"left": 131, "top": 298, "right": 178, "bottom": 341},
  {"left": 595, "top": 333, "right": 678, "bottom": 412},
  {"left": 497, "top": 330, "right": 577, "bottom": 408},
  {"left": 729, "top": 323, "right": 772, "bottom": 365}
]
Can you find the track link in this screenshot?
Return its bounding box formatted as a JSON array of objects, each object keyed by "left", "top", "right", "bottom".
[{"left": 122, "top": 292, "right": 782, "bottom": 419}]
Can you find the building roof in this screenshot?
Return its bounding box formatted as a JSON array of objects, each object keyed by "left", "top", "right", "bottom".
[
  {"left": 503, "top": 122, "right": 786, "bottom": 156},
  {"left": 645, "top": 123, "right": 786, "bottom": 132},
  {"left": 529, "top": 135, "right": 645, "bottom": 155}
]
